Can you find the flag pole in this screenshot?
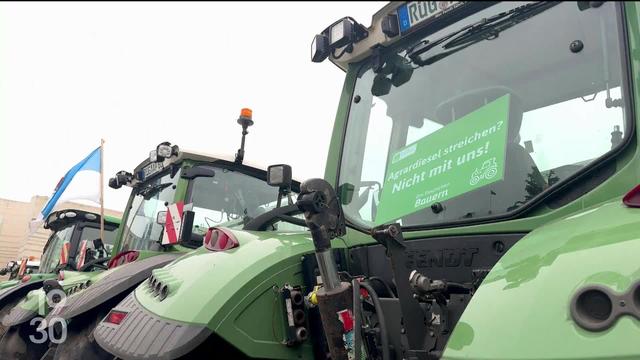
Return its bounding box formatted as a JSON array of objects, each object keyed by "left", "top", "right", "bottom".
[{"left": 100, "top": 139, "right": 105, "bottom": 245}]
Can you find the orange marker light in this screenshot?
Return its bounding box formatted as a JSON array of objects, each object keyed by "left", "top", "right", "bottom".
[{"left": 240, "top": 108, "right": 252, "bottom": 119}]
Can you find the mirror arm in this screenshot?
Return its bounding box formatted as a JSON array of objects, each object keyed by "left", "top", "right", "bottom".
[
  {"left": 276, "top": 214, "right": 307, "bottom": 228},
  {"left": 243, "top": 204, "right": 300, "bottom": 231},
  {"left": 179, "top": 210, "right": 195, "bottom": 244}
]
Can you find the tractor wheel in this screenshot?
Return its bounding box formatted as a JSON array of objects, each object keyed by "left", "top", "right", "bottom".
[
  {"left": 0, "top": 321, "right": 49, "bottom": 360},
  {"left": 52, "top": 310, "right": 112, "bottom": 360}
]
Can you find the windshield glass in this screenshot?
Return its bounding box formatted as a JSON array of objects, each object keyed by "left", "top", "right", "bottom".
[
  {"left": 188, "top": 166, "right": 301, "bottom": 233},
  {"left": 339, "top": 2, "right": 626, "bottom": 228},
  {"left": 78, "top": 225, "right": 117, "bottom": 250},
  {"left": 72, "top": 224, "right": 118, "bottom": 268},
  {"left": 120, "top": 170, "right": 179, "bottom": 251},
  {"left": 39, "top": 225, "right": 75, "bottom": 273}
]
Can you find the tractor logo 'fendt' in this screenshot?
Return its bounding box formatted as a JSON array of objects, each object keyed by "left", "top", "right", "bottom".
[{"left": 406, "top": 248, "right": 479, "bottom": 268}]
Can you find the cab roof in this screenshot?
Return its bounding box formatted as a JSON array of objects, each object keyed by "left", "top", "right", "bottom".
[
  {"left": 45, "top": 208, "right": 121, "bottom": 231},
  {"left": 132, "top": 149, "right": 273, "bottom": 179}
]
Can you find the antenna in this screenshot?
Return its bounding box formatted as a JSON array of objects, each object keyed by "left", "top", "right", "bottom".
[{"left": 235, "top": 108, "right": 254, "bottom": 164}]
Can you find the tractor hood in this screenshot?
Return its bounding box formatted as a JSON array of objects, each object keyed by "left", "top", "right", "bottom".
[
  {"left": 443, "top": 198, "right": 640, "bottom": 360},
  {"left": 95, "top": 228, "right": 340, "bottom": 359},
  {"left": 3, "top": 269, "right": 107, "bottom": 327},
  {"left": 136, "top": 229, "right": 320, "bottom": 324},
  {"left": 43, "top": 254, "right": 178, "bottom": 326}
]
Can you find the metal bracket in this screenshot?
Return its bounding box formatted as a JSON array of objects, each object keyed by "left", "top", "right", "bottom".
[{"left": 372, "top": 223, "right": 433, "bottom": 359}]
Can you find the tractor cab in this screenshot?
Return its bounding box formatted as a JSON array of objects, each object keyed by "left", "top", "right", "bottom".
[
  {"left": 0, "top": 109, "right": 306, "bottom": 360},
  {"left": 0, "top": 209, "right": 120, "bottom": 341},
  {"left": 40, "top": 209, "right": 120, "bottom": 274},
  {"left": 94, "top": 3, "right": 638, "bottom": 360},
  {"left": 302, "top": 2, "right": 638, "bottom": 359}
]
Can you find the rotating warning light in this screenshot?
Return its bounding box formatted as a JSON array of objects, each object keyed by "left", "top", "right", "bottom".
[{"left": 238, "top": 108, "right": 254, "bottom": 127}]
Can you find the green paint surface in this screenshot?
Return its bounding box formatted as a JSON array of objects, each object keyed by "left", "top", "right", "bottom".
[
  {"left": 443, "top": 199, "right": 640, "bottom": 359},
  {"left": 376, "top": 95, "right": 510, "bottom": 223}
]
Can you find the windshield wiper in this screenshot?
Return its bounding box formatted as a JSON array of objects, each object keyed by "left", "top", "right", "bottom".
[
  {"left": 407, "top": 2, "right": 560, "bottom": 66},
  {"left": 138, "top": 182, "right": 172, "bottom": 199}
]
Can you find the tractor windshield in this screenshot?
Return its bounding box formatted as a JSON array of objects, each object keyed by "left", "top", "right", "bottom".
[
  {"left": 187, "top": 165, "right": 301, "bottom": 233},
  {"left": 39, "top": 225, "right": 75, "bottom": 273},
  {"left": 339, "top": 2, "right": 627, "bottom": 229},
  {"left": 71, "top": 223, "right": 119, "bottom": 268},
  {"left": 120, "top": 170, "right": 179, "bottom": 251}
]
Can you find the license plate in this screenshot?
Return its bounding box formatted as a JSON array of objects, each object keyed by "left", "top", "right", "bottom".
[
  {"left": 143, "top": 162, "right": 164, "bottom": 179},
  {"left": 397, "top": 1, "right": 461, "bottom": 34}
]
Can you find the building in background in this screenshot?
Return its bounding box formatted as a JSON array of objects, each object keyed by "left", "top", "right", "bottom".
[{"left": 0, "top": 195, "right": 122, "bottom": 278}]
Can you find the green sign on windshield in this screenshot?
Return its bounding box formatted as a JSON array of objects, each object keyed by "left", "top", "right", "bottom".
[{"left": 376, "top": 94, "right": 510, "bottom": 224}]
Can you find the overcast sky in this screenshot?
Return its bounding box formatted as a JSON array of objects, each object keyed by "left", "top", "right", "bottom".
[{"left": 0, "top": 2, "right": 382, "bottom": 211}]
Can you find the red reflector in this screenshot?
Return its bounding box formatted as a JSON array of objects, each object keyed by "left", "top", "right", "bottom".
[
  {"left": 623, "top": 184, "right": 640, "bottom": 207},
  {"left": 204, "top": 227, "right": 239, "bottom": 252},
  {"left": 107, "top": 251, "right": 140, "bottom": 269},
  {"left": 21, "top": 275, "right": 31, "bottom": 283},
  {"left": 106, "top": 310, "right": 128, "bottom": 325}
]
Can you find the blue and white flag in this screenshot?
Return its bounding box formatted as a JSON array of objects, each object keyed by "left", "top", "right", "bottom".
[{"left": 30, "top": 147, "right": 102, "bottom": 232}]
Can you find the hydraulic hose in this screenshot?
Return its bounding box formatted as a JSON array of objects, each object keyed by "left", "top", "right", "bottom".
[
  {"left": 352, "top": 279, "right": 362, "bottom": 360},
  {"left": 360, "top": 281, "right": 390, "bottom": 360},
  {"left": 446, "top": 281, "right": 470, "bottom": 293},
  {"left": 368, "top": 276, "right": 396, "bottom": 298}
]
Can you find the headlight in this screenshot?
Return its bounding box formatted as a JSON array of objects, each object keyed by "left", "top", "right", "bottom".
[
  {"left": 330, "top": 18, "right": 354, "bottom": 48},
  {"left": 311, "top": 17, "right": 368, "bottom": 63},
  {"left": 311, "top": 34, "right": 330, "bottom": 63},
  {"left": 157, "top": 144, "right": 172, "bottom": 158}
]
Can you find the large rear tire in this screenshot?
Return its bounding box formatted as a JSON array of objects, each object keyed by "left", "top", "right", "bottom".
[{"left": 52, "top": 309, "right": 112, "bottom": 360}]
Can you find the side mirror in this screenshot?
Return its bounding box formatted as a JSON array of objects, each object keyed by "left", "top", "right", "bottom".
[
  {"left": 267, "top": 164, "right": 292, "bottom": 190},
  {"left": 93, "top": 238, "right": 105, "bottom": 252},
  {"left": 268, "top": 164, "right": 293, "bottom": 207},
  {"left": 156, "top": 211, "right": 167, "bottom": 225},
  {"left": 179, "top": 210, "right": 195, "bottom": 243}
]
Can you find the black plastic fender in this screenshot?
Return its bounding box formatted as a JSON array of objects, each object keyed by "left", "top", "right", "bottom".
[
  {"left": 94, "top": 292, "right": 211, "bottom": 360},
  {"left": 43, "top": 254, "right": 179, "bottom": 326}
]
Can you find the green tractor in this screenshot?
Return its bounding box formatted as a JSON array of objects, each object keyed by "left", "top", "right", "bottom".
[
  {"left": 93, "top": 1, "right": 640, "bottom": 359},
  {"left": 0, "top": 209, "right": 120, "bottom": 339},
  {"left": 0, "top": 258, "right": 39, "bottom": 282},
  {"left": 1, "top": 110, "right": 307, "bottom": 359}
]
